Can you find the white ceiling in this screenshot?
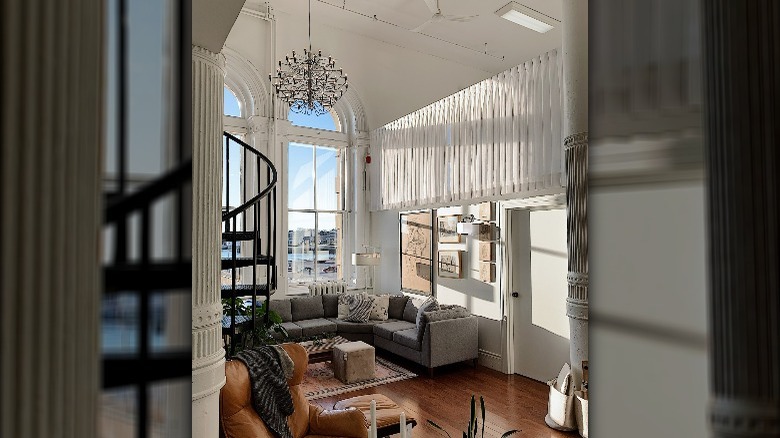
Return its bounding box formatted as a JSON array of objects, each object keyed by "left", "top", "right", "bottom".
[
  {"left": 233, "top": 0, "right": 563, "bottom": 128},
  {"left": 193, "top": 0, "right": 246, "bottom": 52}
]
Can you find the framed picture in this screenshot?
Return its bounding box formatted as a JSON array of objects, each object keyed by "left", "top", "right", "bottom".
[
  {"left": 438, "top": 250, "right": 464, "bottom": 279},
  {"left": 478, "top": 223, "right": 497, "bottom": 241},
  {"left": 478, "top": 202, "right": 496, "bottom": 221},
  {"left": 400, "top": 211, "right": 433, "bottom": 296},
  {"left": 437, "top": 215, "right": 462, "bottom": 243},
  {"left": 479, "top": 242, "right": 495, "bottom": 261},
  {"left": 479, "top": 262, "right": 496, "bottom": 283}
]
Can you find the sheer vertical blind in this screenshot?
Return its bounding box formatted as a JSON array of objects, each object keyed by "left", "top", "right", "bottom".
[{"left": 372, "top": 49, "right": 563, "bottom": 211}]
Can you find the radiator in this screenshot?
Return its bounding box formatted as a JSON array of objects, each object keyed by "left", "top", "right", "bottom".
[{"left": 308, "top": 281, "right": 348, "bottom": 296}]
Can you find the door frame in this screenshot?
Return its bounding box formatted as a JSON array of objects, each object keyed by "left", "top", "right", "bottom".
[{"left": 503, "top": 192, "right": 566, "bottom": 375}]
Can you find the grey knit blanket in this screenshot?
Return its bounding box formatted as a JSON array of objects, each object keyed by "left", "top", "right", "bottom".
[{"left": 234, "top": 346, "right": 295, "bottom": 438}]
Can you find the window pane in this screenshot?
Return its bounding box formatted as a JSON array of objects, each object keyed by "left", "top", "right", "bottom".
[
  {"left": 288, "top": 212, "right": 315, "bottom": 283},
  {"left": 288, "top": 144, "right": 314, "bottom": 209},
  {"left": 149, "top": 291, "right": 190, "bottom": 353},
  {"left": 317, "top": 213, "right": 341, "bottom": 281},
  {"left": 102, "top": 293, "right": 139, "bottom": 354},
  {"left": 288, "top": 107, "right": 338, "bottom": 131},
  {"left": 316, "top": 147, "right": 338, "bottom": 210},
  {"left": 100, "top": 386, "right": 137, "bottom": 437},
  {"left": 222, "top": 135, "right": 243, "bottom": 210},
  {"left": 224, "top": 86, "right": 241, "bottom": 117}
]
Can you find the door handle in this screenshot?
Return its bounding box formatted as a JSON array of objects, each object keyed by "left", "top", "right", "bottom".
[{"left": 511, "top": 292, "right": 519, "bottom": 298}]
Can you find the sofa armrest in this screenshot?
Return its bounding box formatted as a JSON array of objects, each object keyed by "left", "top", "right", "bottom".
[
  {"left": 422, "top": 316, "right": 479, "bottom": 368},
  {"left": 308, "top": 404, "right": 368, "bottom": 438}
]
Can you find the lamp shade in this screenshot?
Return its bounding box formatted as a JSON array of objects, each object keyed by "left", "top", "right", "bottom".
[{"left": 352, "top": 252, "right": 381, "bottom": 266}]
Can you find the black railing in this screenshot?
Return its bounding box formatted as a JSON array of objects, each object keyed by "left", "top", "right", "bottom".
[{"left": 222, "top": 132, "right": 278, "bottom": 357}]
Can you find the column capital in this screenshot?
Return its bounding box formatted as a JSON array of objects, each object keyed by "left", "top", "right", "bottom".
[
  {"left": 247, "top": 115, "right": 269, "bottom": 133},
  {"left": 192, "top": 45, "right": 226, "bottom": 73}
]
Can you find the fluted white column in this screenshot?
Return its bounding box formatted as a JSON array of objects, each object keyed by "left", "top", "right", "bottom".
[
  {"left": 0, "top": 1, "right": 102, "bottom": 437},
  {"left": 192, "top": 44, "right": 227, "bottom": 438},
  {"left": 562, "top": 0, "right": 589, "bottom": 391}
]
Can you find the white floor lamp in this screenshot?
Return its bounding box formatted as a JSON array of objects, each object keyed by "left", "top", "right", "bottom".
[{"left": 352, "top": 251, "right": 381, "bottom": 294}]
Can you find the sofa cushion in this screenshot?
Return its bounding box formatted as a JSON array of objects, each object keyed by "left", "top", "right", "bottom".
[
  {"left": 402, "top": 296, "right": 437, "bottom": 323},
  {"left": 369, "top": 295, "right": 390, "bottom": 321},
  {"left": 269, "top": 299, "right": 292, "bottom": 322},
  {"left": 373, "top": 320, "right": 416, "bottom": 341},
  {"left": 328, "top": 318, "right": 378, "bottom": 334},
  {"left": 393, "top": 328, "right": 422, "bottom": 351},
  {"left": 415, "top": 296, "right": 440, "bottom": 341},
  {"left": 277, "top": 321, "right": 302, "bottom": 339},
  {"left": 322, "top": 294, "right": 339, "bottom": 318},
  {"left": 291, "top": 296, "right": 324, "bottom": 321},
  {"left": 387, "top": 295, "right": 409, "bottom": 320},
  {"left": 423, "top": 304, "right": 471, "bottom": 323},
  {"left": 294, "top": 318, "right": 337, "bottom": 337}
]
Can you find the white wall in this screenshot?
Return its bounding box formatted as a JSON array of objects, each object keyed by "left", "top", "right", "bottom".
[{"left": 589, "top": 181, "right": 709, "bottom": 437}]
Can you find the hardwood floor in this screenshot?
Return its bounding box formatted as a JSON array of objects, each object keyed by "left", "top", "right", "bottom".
[{"left": 311, "top": 353, "right": 579, "bottom": 438}]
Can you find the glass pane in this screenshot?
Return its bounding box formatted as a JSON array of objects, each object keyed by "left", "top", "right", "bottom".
[
  {"left": 100, "top": 386, "right": 137, "bottom": 437},
  {"left": 288, "top": 212, "right": 315, "bottom": 283},
  {"left": 288, "top": 107, "right": 338, "bottom": 131},
  {"left": 149, "top": 291, "right": 190, "bottom": 353},
  {"left": 149, "top": 378, "right": 190, "bottom": 438},
  {"left": 317, "top": 213, "right": 341, "bottom": 281},
  {"left": 224, "top": 86, "right": 241, "bottom": 117},
  {"left": 288, "top": 144, "right": 314, "bottom": 209},
  {"left": 222, "top": 135, "right": 243, "bottom": 210},
  {"left": 102, "top": 293, "right": 139, "bottom": 354},
  {"left": 316, "top": 147, "right": 338, "bottom": 210}
]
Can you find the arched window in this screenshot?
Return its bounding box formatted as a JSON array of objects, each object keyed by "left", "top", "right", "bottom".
[
  {"left": 288, "top": 108, "right": 340, "bottom": 132},
  {"left": 287, "top": 105, "right": 345, "bottom": 285},
  {"left": 223, "top": 86, "right": 241, "bottom": 117}
]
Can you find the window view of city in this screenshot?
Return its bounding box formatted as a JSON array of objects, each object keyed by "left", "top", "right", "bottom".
[{"left": 287, "top": 140, "right": 343, "bottom": 284}]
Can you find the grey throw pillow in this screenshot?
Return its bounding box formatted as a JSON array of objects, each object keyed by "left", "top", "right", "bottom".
[
  {"left": 337, "top": 294, "right": 352, "bottom": 320},
  {"left": 415, "top": 296, "right": 440, "bottom": 341},
  {"left": 344, "top": 294, "right": 372, "bottom": 323}
]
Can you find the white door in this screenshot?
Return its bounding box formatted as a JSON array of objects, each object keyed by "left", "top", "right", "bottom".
[{"left": 508, "top": 208, "right": 571, "bottom": 382}]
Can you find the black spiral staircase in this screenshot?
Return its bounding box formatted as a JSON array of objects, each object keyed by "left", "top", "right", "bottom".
[{"left": 222, "top": 132, "right": 278, "bottom": 357}]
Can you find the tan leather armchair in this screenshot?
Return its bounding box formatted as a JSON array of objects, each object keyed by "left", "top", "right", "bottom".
[{"left": 220, "top": 343, "right": 368, "bottom": 438}]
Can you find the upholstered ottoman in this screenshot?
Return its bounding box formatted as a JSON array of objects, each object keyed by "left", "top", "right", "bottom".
[
  {"left": 334, "top": 394, "right": 417, "bottom": 437},
  {"left": 332, "top": 341, "right": 375, "bottom": 384}
]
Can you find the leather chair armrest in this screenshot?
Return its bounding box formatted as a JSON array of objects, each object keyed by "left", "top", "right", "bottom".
[{"left": 308, "top": 404, "right": 368, "bottom": 438}]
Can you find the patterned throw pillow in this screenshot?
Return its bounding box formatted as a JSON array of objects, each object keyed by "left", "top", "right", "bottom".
[
  {"left": 337, "top": 294, "right": 352, "bottom": 320},
  {"left": 369, "top": 295, "right": 390, "bottom": 321},
  {"left": 344, "top": 294, "right": 372, "bottom": 323}
]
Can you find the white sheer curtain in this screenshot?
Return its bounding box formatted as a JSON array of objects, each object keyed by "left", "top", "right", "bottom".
[{"left": 371, "top": 49, "right": 563, "bottom": 211}]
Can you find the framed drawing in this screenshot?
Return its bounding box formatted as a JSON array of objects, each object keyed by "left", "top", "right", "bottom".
[
  {"left": 479, "top": 242, "right": 495, "bottom": 261},
  {"left": 400, "top": 211, "right": 433, "bottom": 295},
  {"left": 477, "top": 223, "right": 497, "bottom": 241},
  {"left": 478, "top": 202, "right": 496, "bottom": 221},
  {"left": 438, "top": 250, "right": 464, "bottom": 279},
  {"left": 479, "top": 263, "right": 496, "bottom": 283},
  {"left": 437, "top": 215, "right": 462, "bottom": 243}
]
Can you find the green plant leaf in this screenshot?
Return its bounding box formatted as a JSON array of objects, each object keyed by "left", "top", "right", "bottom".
[
  {"left": 426, "top": 420, "right": 452, "bottom": 438},
  {"left": 500, "top": 430, "right": 519, "bottom": 438},
  {"left": 480, "top": 396, "right": 486, "bottom": 438},
  {"left": 469, "top": 395, "right": 476, "bottom": 438}
]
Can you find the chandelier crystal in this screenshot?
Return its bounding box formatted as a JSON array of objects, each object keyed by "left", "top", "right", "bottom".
[{"left": 269, "top": 0, "right": 348, "bottom": 116}]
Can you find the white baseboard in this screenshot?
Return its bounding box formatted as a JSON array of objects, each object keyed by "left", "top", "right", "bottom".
[{"left": 478, "top": 349, "right": 503, "bottom": 372}]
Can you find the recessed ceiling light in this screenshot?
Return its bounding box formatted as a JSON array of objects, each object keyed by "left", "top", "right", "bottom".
[{"left": 495, "top": 2, "right": 559, "bottom": 33}]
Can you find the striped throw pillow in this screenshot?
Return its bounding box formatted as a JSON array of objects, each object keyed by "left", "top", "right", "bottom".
[{"left": 344, "top": 294, "right": 372, "bottom": 323}]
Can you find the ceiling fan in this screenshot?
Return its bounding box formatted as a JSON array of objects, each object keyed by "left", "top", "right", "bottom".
[{"left": 411, "top": 0, "right": 479, "bottom": 33}]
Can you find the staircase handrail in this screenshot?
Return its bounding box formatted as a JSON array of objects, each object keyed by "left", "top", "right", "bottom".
[{"left": 222, "top": 132, "right": 277, "bottom": 221}]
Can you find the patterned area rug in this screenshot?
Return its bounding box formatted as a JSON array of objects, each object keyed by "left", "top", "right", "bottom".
[{"left": 302, "top": 357, "right": 417, "bottom": 400}]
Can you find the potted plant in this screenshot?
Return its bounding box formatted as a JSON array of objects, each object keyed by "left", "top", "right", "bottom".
[
  {"left": 427, "top": 395, "right": 518, "bottom": 438},
  {"left": 222, "top": 298, "right": 289, "bottom": 353}
]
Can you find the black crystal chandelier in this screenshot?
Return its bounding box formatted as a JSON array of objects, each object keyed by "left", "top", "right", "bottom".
[{"left": 269, "top": 0, "right": 348, "bottom": 116}]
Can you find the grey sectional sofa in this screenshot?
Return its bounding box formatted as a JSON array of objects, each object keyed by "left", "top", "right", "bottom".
[{"left": 268, "top": 294, "right": 479, "bottom": 374}]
